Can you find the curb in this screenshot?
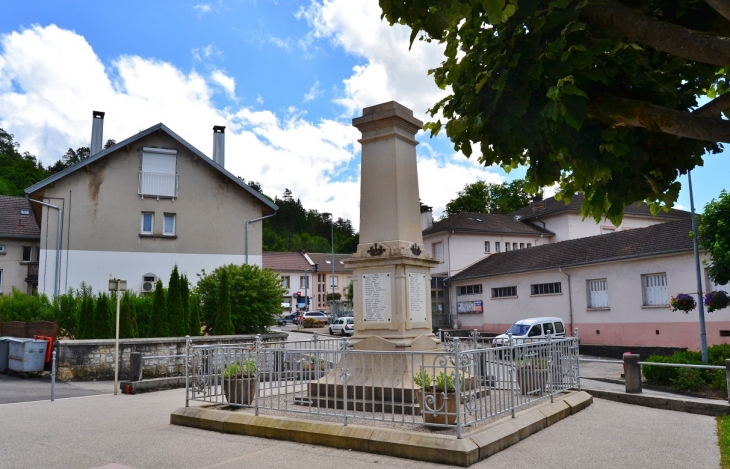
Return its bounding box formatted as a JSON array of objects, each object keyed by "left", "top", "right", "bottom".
[
  {"left": 171, "top": 391, "right": 592, "bottom": 467},
  {"left": 582, "top": 387, "right": 730, "bottom": 416}
]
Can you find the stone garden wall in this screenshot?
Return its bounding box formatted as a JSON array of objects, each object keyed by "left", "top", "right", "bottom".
[{"left": 55, "top": 333, "right": 288, "bottom": 381}]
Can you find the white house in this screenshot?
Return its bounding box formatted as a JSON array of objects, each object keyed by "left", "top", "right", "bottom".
[
  {"left": 447, "top": 219, "right": 729, "bottom": 350},
  {"left": 262, "top": 251, "right": 314, "bottom": 312},
  {"left": 25, "top": 112, "right": 277, "bottom": 295}
]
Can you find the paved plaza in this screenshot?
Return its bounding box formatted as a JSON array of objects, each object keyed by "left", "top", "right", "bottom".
[{"left": 0, "top": 381, "right": 720, "bottom": 469}]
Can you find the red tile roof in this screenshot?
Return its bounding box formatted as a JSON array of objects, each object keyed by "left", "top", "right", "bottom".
[{"left": 262, "top": 251, "right": 311, "bottom": 272}]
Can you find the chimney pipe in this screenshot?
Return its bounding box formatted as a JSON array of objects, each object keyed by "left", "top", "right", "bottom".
[
  {"left": 213, "top": 125, "right": 225, "bottom": 167},
  {"left": 90, "top": 111, "right": 105, "bottom": 155}
]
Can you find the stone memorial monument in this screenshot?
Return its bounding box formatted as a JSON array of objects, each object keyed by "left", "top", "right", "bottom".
[{"left": 346, "top": 101, "right": 440, "bottom": 350}]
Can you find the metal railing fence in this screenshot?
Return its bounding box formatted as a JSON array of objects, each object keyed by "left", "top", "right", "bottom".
[{"left": 185, "top": 333, "right": 580, "bottom": 438}]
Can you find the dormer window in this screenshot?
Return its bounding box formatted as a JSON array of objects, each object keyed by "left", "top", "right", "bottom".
[{"left": 139, "top": 148, "right": 178, "bottom": 198}]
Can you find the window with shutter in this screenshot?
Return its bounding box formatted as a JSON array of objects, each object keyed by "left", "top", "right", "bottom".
[
  {"left": 642, "top": 273, "right": 668, "bottom": 306},
  {"left": 587, "top": 279, "right": 609, "bottom": 308},
  {"left": 139, "top": 148, "right": 178, "bottom": 197}
]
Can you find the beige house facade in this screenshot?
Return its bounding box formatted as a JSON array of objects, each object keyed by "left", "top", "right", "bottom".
[
  {"left": 25, "top": 114, "right": 276, "bottom": 295},
  {"left": 0, "top": 196, "right": 41, "bottom": 295},
  {"left": 448, "top": 219, "right": 730, "bottom": 350}
]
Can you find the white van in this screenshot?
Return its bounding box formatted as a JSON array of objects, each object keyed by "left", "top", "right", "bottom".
[{"left": 493, "top": 317, "right": 566, "bottom": 346}]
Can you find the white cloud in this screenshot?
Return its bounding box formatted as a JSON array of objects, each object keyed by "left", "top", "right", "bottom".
[
  {"left": 298, "top": 0, "right": 447, "bottom": 122},
  {"left": 191, "top": 44, "right": 221, "bottom": 61},
  {"left": 193, "top": 3, "right": 212, "bottom": 17},
  {"left": 303, "top": 79, "right": 322, "bottom": 102},
  {"left": 256, "top": 94, "right": 264, "bottom": 105},
  {"left": 269, "top": 37, "right": 292, "bottom": 51},
  {"left": 0, "top": 24, "right": 362, "bottom": 226},
  {"left": 211, "top": 70, "right": 235, "bottom": 98}
]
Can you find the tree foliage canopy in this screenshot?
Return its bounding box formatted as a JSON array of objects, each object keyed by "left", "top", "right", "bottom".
[
  {"left": 379, "top": 0, "right": 730, "bottom": 223},
  {"left": 445, "top": 179, "right": 540, "bottom": 215},
  {"left": 699, "top": 190, "right": 730, "bottom": 285}
]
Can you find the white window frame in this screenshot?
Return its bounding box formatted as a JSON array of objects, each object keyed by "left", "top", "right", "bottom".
[
  {"left": 433, "top": 242, "right": 444, "bottom": 262},
  {"left": 163, "top": 213, "right": 176, "bottom": 236},
  {"left": 281, "top": 276, "right": 290, "bottom": 288},
  {"left": 505, "top": 243, "right": 511, "bottom": 251},
  {"left": 513, "top": 243, "right": 518, "bottom": 250},
  {"left": 708, "top": 270, "right": 729, "bottom": 293},
  {"left": 139, "top": 148, "right": 178, "bottom": 198},
  {"left": 587, "top": 278, "right": 609, "bottom": 309},
  {"left": 21, "top": 246, "right": 32, "bottom": 263},
  {"left": 484, "top": 241, "right": 490, "bottom": 253},
  {"left": 141, "top": 212, "right": 154, "bottom": 235},
  {"left": 601, "top": 226, "right": 616, "bottom": 235},
  {"left": 300, "top": 276, "right": 309, "bottom": 289},
  {"left": 0, "top": 269, "right": 3, "bottom": 292},
  {"left": 330, "top": 275, "right": 338, "bottom": 288},
  {"left": 531, "top": 282, "right": 562, "bottom": 296},
  {"left": 495, "top": 242, "right": 501, "bottom": 252},
  {"left": 491, "top": 286, "right": 517, "bottom": 298},
  {"left": 642, "top": 273, "right": 668, "bottom": 306}
]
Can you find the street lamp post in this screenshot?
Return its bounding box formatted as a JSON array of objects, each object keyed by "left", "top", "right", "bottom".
[
  {"left": 109, "top": 278, "right": 127, "bottom": 395},
  {"left": 688, "top": 170, "right": 709, "bottom": 363},
  {"left": 323, "top": 213, "right": 336, "bottom": 321}
]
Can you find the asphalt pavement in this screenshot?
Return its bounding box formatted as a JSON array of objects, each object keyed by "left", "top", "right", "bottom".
[{"left": 0, "top": 373, "right": 109, "bottom": 404}]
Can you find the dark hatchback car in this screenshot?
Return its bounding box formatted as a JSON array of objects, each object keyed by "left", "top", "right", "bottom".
[{"left": 279, "top": 313, "right": 298, "bottom": 326}]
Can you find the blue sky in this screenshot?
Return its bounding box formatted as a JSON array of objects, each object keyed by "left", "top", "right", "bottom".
[{"left": 0, "top": 0, "right": 727, "bottom": 228}]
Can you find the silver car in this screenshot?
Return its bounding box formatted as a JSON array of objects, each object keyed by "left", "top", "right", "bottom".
[{"left": 329, "top": 317, "right": 354, "bottom": 336}]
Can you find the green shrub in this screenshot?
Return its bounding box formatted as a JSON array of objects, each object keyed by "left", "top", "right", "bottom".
[
  {"left": 644, "top": 345, "right": 730, "bottom": 392},
  {"left": 213, "top": 269, "right": 235, "bottom": 335},
  {"left": 197, "top": 263, "right": 286, "bottom": 335}
]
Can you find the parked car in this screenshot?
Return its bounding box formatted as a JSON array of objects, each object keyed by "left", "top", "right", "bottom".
[
  {"left": 298, "top": 311, "right": 331, "bottom": 325},
  {"left": 493, "top": 317, "right": 566, "bottom": 346},
  {"left": 279, "top": 313, "right": 298, "bottom": 327},
  {"left": 329, "top": 317, "right": 354, "bottom": 336}
]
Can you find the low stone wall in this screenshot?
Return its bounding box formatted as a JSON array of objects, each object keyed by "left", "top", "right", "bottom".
[{"left": 55, "top": 333, "right": 288, "bottom": 381}]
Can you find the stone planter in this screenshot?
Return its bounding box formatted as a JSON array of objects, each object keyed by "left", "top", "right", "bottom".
[
  {"left": 222, "top": 377, "right": 256, "bottom": 406},
  {"left": 516, "top": 367, "right": 549, "bottom": 396},
  {"left": 416, "top": 390, "right": 458, "bottom": 425}
]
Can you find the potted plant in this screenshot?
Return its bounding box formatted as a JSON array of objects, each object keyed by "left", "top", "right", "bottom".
[
  {"left": 670, "top": 293, "right": 697, "bottom": 313},
  {"left": 414, "top": 370, "right": 459, "bottom": 425},
  {"left": 515, "top": 357, "right": 549, "bottom": 396},
  {"left": 704, "top": 290, "right": 730, "bottom": 313},
  {"left": 221, "top": 359, "right": 256, "bottom": 405},
  {"left": 301, "top": 355, "right": 328, "bottom": 380}
]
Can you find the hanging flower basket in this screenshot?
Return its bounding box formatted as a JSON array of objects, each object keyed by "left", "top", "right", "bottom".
[
  {"left": 669, "top": 294, "right": 697, "bottom": 313},
  {"left": 704, "top": 291, "right": 730, "bottom": 313}
]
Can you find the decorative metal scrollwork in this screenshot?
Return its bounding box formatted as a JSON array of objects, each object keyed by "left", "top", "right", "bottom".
[
  {"left": 367, "top": 243, "right": 386, "bottom": 256},
  {"left": 410, "top": 244, "right": 422, "bottom": 256}
]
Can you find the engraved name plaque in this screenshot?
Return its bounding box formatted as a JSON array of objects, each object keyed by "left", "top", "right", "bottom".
[
  {"left": 408, "top": 272, "right": 427, "bottom": 322},
  {"left": 362, "top": 273, "right": 392, "bottom": 322}
]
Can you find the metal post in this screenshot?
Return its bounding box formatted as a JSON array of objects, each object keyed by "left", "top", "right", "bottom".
[
  {"left": 624, "top": 354, "right": 642, "bottom": 393},
  {"left": 548, "top": 333, "right": 554, "bottom": 403},
  {"left": 51, "top": 350, "right": 56, "bottom": 402},
  {"left": 574, "top": 328, "right": 581, "bottom": 391},
  {"left": 725, "top": 359, "right": 730, "bottom": 404},
  {"left": 185, "top": 335, "right": 191, "bottom": 408},
  {"left": 114, "top": 287, "right": 121, "bottom": 395},
  {"left": 454, "top": 338, "right": 462, "bottom": 438},
  {"left": 508, "top": 333, "right": 515, "bottom": 418},
  {"left": 255, "top": 334, "right": 262, "bottom": 416},
  {"left": 331, "top": 216, "right": 335, "bottom": 321},
  {"left": 688, "top": 171, "right": 709, "bottom": 363}
]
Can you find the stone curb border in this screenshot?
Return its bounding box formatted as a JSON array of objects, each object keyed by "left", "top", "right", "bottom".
[
  {"left": 170, "top": 391, "right": 592, "bottom": 467},
  {"left": 582, "top": 387, "right": 730, "bottom": 416}
]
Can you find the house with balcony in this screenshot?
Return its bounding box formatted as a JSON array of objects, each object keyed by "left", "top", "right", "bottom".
[
  {"left": 25, "top": 112, "right": 277, "bottom": 295},
  {"left": 0, "top": 196, "right": 40, "bottom": 295}
]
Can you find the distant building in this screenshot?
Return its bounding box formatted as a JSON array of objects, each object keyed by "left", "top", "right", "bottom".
[
  {"left": 25, "top": 112, "right": 277, "bottom": 295},
  {"left": 305, "top": 252, "right": 353, "bottom": 312},
  {"left": 262, "top": 251, "right": 313, "bottom": 312},
  {"left": 448, "top": 219, "right": 729, "bottom": 350},
  {"left": 0, "top": 196, "right": 40, "bottom": 295}
]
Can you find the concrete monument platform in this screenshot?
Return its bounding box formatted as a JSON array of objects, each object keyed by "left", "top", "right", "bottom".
[{"left": 170, "top": 390, "right": 593, "bottom": 467}]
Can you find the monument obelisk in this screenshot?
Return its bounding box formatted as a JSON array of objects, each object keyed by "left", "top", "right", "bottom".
[{"left": 347, "top": 101, "right": 439, "bottom": 349}]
